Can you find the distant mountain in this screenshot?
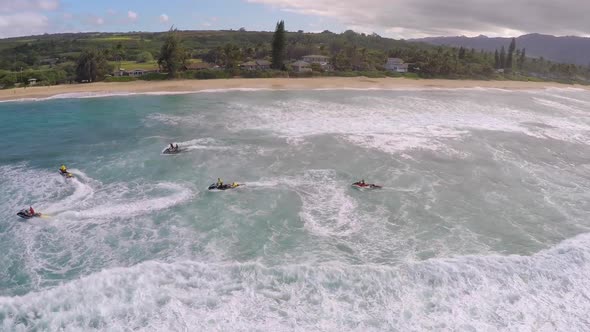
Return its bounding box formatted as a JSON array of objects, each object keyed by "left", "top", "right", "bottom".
[{"left": 413, "top": 34, "right": 590, "bottom": 66}]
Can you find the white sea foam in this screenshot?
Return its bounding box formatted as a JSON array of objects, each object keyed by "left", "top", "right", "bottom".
[
  {"left": 2, "top": 86, "right": 582, "bottom": 104},
  {"left": 0, "top": 88, "right": 276, "bottom": 103},
  {"left": 0, "top": 165, "right": 193, "bottom": 222},
  {"left": 294, "top": 170, "right": 360, "bottom": 237},
  {"left": 231, "top": 92, "right": 590, "bottom": 154},
  {"left": 0, "top": 165, "right": 197, "bottom": 295},
  {"left": 56, "top": 182, "right": 193, "bottom": 220},
  {"left": 1, "top": 232, "right": 588, "bottom": 331}
]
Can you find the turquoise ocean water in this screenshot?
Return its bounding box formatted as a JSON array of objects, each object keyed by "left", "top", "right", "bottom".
[{"left": 0, "top": 88, "right": 590, "bottom": 330}]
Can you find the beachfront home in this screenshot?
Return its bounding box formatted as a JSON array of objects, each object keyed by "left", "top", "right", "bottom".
[
  {"left": 239, "top": 60, "right": 271, "bottom": 71},
  {"left": 114, "top": 68, "right": 160, "bottom": 77},
  {"left": 302, "top": 55, "right": 330, "bottom": 64},
  {"left": 291, "top": 60, "right": 312, "bottom": 73},
  {"left": 128, "top": 69, "right": 147, "bottom": 77},
  {"left": 240, "top": 61, "right": 257, "bottom": 71},
  {"left": 302, "top": 55, "right": 332, "bottom": 71},
  {"left": 384, "top": 58, "right": 408, "bottom": 73},
  {"left": 255, "top": 60, "right": 271, "bottom": 70},
  {"left": 113, "top": 68, "right": 126, "bottom": 77},
  {"left": 28, "top": 78, "right": 38, "bottom": 86}
]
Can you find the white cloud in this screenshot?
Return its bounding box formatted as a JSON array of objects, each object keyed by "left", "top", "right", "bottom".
[
  {"left": 247, "top": 0, "right": 590, "bottom": 37},
  {"left": 159, "top": 13, "right": 169, "bottom": 23},
  {"left": 127, "top": 10, "right": 138, "bottom": 21},
  {"left": 202, "top": 22, "right": 212, "bottom": 27},
  {"left": 96, "top": 17, "right": 104, "bottom": 25},
  {"left": 62, "top": 12, "right": 72, "bottom": 19},
  {"left": 0, "top": 12, "right": 50, "bottom": 37}
]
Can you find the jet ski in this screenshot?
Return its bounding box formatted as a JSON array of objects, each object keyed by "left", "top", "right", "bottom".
[
  {"left": 17, "top": 209, "right": 42, "bottom": 219},
  {"left": 352, "top": 181, "right": 382, "bottom": 190},
  {"left": 59, "top": 169, "right": 74, "bottom": 178},
  {"left": 163, "top": 144, "right": 182, "bottom": 154},
  {"left": 163, "top": 147, "right": 182, "bottom": 154},
  {"left": 208, "top": 183, "right": 241, "bottom": 191}
]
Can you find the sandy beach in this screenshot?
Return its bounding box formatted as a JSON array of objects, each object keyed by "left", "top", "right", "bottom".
[{"left": 0, "top": 77, "right": 588, "bottom": 102}]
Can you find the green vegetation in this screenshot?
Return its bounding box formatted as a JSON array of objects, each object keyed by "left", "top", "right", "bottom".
[
  {"left": 271, "top": 21, "right": 286, "bottom": 70},
  {"left": 111, "top": 60, "right": 159, "bottom": 71},
  {"left": 138, "top": 72, "right": 168, "bottom": 81},
  {"left": 135, "top": 51, "right": 154, "bottom": 63},
  {"left": 104, "top": 76, "right": 137, "bottom": 82},
  {"left": 75, "top": 49, "right": 112, "bottom": 82},
  {"left": 157, "top": 28, "right": 187, "bottom": 78},
  {"left": 0, "top": 26, "right": 588, "bottom": 89}
]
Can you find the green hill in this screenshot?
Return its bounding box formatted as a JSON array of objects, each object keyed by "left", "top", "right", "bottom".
[{"left": 0, "top": 29, "right": 588, "bottom": 88}]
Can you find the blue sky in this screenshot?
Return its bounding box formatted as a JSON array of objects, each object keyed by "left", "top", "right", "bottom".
[
  {"left": 0, "top": 0, "right": 346, "bottom": 38},
  {"left": 57, "top": 0, "right": 340, "bottom": 32},
  {"left": 0, "top": 0, "right": 588, "bottom": 39}
]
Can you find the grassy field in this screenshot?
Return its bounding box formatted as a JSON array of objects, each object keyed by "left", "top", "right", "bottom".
[
  {"left": 110, "top": 59, "right": 204, "bottom": 71},
  {"left": 112, "top": 60, "right": 159, "bottom": 71},
  {"left": 92, "top": 36, "right": 138, "bottom": 41}
]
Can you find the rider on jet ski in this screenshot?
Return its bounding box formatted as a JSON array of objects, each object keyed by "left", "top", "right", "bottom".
[
  {"left": 59, "top": 164, "right": 68, "bottom": 174},
  {"left": 353, "top": 179, "right": 367, "bottom": 186}
]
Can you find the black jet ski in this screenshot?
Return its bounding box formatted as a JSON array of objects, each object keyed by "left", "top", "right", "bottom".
[
  {"left": 59, "top": 169, "right": 74, "bottom": 178},
  {"left": 163, "top": 144, "right": 182, "bottom": 155},
  {"left": 17, "top": 209, "right": 42, "bottom": 219},
  {"left": 208, "top": 183, "right": 241, "bottom": 191},
  {"left": 352, "top": 181, "right": 382, "bottom": 190}
]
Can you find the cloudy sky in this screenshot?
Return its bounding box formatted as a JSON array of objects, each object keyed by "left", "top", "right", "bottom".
[{"left": 0, "top": 0, "right": 588, "bottom": 39}]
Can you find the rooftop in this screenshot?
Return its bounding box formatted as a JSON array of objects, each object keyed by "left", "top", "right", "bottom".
[{"left": 291, "top": 60, "right": 310, "bottom": 66}]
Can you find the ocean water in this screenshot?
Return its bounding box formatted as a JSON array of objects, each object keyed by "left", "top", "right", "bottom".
[{"left": 0, "top": 88, "right": 589, "bottom": 331}]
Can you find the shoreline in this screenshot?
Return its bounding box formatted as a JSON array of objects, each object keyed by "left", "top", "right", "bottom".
[{"left": 0, "top": 77, "right": 588, "bottom": 102}]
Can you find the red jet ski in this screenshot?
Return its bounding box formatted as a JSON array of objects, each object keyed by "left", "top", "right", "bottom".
[{"left": 352, "top": 181, "right": 382, "bottom": 189}]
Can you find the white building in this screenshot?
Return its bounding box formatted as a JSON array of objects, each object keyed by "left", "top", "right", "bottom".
[
  {"left": 302, "top": 55, "right": 330, "bottom": 64},
  {"left": 302, "top": 55, "right": 332, "bottom": 71},
  {"left": 291, "top": 60, "right": 312, "bottom": 73},
  {"left": 128, "top": 69, "right": 147, "bottom": 77},
  {"left": 384, "top": 58, "right": 408, "bottom": 73}
]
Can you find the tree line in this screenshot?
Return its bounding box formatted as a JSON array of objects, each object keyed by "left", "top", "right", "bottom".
[{"left": 1, "top": 24, "right": 589, "bottom": 88}]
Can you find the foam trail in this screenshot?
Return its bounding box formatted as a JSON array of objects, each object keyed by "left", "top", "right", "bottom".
[
  {"left": 161, "top": 138, "right": 230, "bottom": 154},
  {"left": 57, "top": 183, "right": 193, "bottom": 220},
  {"left": 43, "top": 170, "right": 97, "bottom": 214},
  {"left": 241, "top": 180, "right": 282, "bottom": 188}
]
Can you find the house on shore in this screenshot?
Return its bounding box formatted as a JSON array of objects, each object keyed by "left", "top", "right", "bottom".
[
  {"left": 113, "top": 68, "right": 160, "bottom": 77},
  {"left": 239, "top": 60, "right": 271, "bottom": 71},
  {"left": 302, "top": 55, "right": 332, "bottom": 71},
  {"left": 303, "top": 55, "right": 330, "bottom": 64},
  {"left": 291, "top": 60, "right": 312, "bottom": 73},
  {"left": 255, "top": 60, "right": 271, "bottom": 70},
  {"left": 384, "top": 58, "right": 408, "bottom": 73},
  {"left": 127, "top": 69, "right": 147, "bottom": 77},
  {"left": 28, "top": 78, "right": 38, "bottom": 86},
  {"left": 240, "top": 61, "right": 257, "bottom": 71}
]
